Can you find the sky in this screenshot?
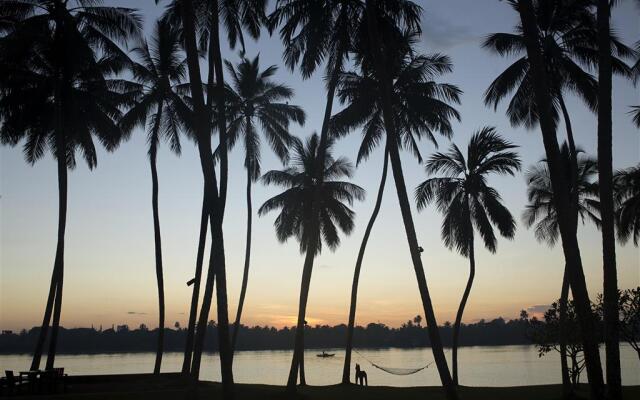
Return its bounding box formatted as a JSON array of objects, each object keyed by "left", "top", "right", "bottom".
[{"left": 0, "top": 0, "right": 639, "bottom": 332}]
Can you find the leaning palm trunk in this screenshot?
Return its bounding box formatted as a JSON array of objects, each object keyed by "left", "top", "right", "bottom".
[
  {"left": 558, "top": 265, "right": 572, "bottom": 398},
  {"left": 558, "top": 93, "right": 577, "bottom": 399},
  {"left": 364, "top": 2, "right": 457, "bottom": 399},
  {"left": 182, "top": 195, "right": 208, "bottom": 374},
  {"left": 286, "top": 241, "right": 316, "bottom": 390},
  {"left": 596, "top": 1, "right": 621, "bottom": 398},
  {"left": 179, "top": 1, "right": 233, "bottom": 396},
  {"left": 149, "top": 105, "right": 165, "bottom": 375},
  {"left": 452, "top": 231, "right": 475, "bottom": 385},
  {"left": 342, "top": 147, "right": 389, "bottom": 384},
  {"left": 231, "top": 169, "right": 254, "bottom": 356},
  {"left": 517, "top": 2, "right": 605, "bottom": 399}
]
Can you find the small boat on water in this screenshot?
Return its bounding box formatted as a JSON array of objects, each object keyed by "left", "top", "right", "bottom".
[{"left": 316, "top": 351, "right": 335, "bottom": 358}]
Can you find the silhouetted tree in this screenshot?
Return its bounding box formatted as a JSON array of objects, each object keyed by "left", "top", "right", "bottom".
[
  {"left": 224, "top": 55, "right": 305, "bottom": 356},
  {"left": 415, "top": 127, "right": 520, "bottom": 385},
  {"left": 330, "top": 40, "right": 460, "bottom": 383},
  {"left": 120, "top": 18, "right": 188, "bottom": 375},
  {"left": 259, "top": 134, "right": 364, "bottom": 390},
  {"left": 0, "top": 0, "right": 140, "bottom": 371},
  {"left": 522, "top": 143, "right": 600, "bottom": 396},
  {"left": 362, "top": 1, "right": 457, "bottom": 398},
  {"left": 496, "top": 2, "right": 605, "bottom": 398},
  {"left": 613, "top": 165, "right": 640, "bottom": 246}
]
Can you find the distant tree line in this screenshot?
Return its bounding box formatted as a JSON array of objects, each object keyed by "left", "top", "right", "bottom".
[{"left": 0, "top": 316, "right": 534, "bottom": 354}]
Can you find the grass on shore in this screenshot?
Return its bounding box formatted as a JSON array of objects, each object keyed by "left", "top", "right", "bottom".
[{"left": 18, "top": 381, "right": 640, "bottom": 400}]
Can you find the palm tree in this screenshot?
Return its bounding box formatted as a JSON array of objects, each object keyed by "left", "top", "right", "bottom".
[
  {"left": 614, "top": 165, "right": 640, "bottom": 246},
  {"left": 171, "top": 1, "right": 267, "bottom": 390},
  {"left": 509, "top": 1, "right": 605, "bottom": 398},
  {"left": 259, "top": 134, "right": 364, "bottom": 390},
  {"left": 330, "top": 44, "right": 461, "bottom": 383},
  {"left": 415, "top": 127, "right": 520, "bottom": 385},
  {"left": 0, "top": 0, "right": 140, "bottom": 371},
  {"left": 631, "top": 41, "right": 640, "bottom": 127},
  {"left": 119, "top": 18, "right": 188, "bottom": 375},
  {"left": 224, "top": 55, "right": 305, "bottom": 356},
  {"left": 362, "top": 1, "right": 457, "bottom": 398},
  {"left": 596, "top": 1, "right": 623, "bottom": 394},
  {"left": 522, "top": 143, "right": 601, "bottom": 397}
]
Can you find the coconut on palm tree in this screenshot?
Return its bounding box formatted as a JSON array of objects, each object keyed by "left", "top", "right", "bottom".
[
  {"left": 415, "top": 127, "right": 520, "bottom": 385},
  {"left": 330, "top": 40, "right": 461, "bottom": 383},
  {"left": 0, "top": 0, "right": 141, "bottom": 371},
  {"left": 224, "top": 55, "right": 305, "bottom": 356},
  {"left": 119, "top": 18, "right": 189, "bottom": 375},
  {"left": 613, "top": 165, "right": 640, "bottom": 246},
  {"left": 258, "top": 134, "right": 364, "bottom": 390}
]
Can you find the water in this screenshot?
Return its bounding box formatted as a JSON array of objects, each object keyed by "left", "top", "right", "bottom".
[{"left": 1, "top": 345, "right": 638, "bottom": 387}]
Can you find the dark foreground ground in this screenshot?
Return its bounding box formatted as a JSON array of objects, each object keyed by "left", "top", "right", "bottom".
[{"left": 11, "top": 374, "right": 640, "bottom": 400}]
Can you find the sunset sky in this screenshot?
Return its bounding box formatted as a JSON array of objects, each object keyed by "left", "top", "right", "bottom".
[{"left": 1, "top": 0, "right": 638, "bottom": 332}]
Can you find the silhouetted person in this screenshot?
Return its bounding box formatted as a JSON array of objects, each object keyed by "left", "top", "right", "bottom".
[{"left": 355, "top": 363, "right": 368, "bottom": 386}]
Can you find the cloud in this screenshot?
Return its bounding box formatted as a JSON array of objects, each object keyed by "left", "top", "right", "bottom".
[
  {"left": 527, "top": 305, "right": 551, "bottom": 314},
  {"left": 127, "top": 311, "right": 147, "bottom": 315},
  {"left": 421, "top": 11, "right": 477, "bottom": 51}
]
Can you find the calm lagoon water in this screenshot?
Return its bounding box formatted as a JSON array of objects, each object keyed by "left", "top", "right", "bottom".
[{"left": 1, "top": 345, "right": 638, "bottom": 387}]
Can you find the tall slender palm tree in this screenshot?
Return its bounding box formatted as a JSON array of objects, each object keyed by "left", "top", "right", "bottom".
[
  {"left": 522, "top": 143, "right": 601, "bottom": 397},
  {"left": 171, "top": 1, "right": 267, "bottom": 391},
  {"left": 415, "top": 127, "right": 520, "bottom": 385},
  {"left": 259, "top": 134, "right": 364, "bottom": 391},
  {"left": 483, "top": 3, "right": 631, "bottom": 396},
  {"left": 119, "top": 18, "right": 188, "bottom": 375},
  {"left": 509, "top": 1, "right": 605, "bottom": 398},
  {"left": 330, "top": 44, "right": 461, "bottom": 383},
  {"left": 362, "top": 1, "right": 457, "bottom": 398},
  {"left": 224, "top": 55, "right": 305, "bottom": 356},
  {"left": 0, "top": 0, "right": 140, "bottom": 371},
  {"left": 269, "top": 2, "right": 420, "bottom": 383},
  {"left": 613, "top": 164, "right": 640, "bottom": 246},
  {"left": 596, "top": 1, "right": 623, "bottom": 394}
]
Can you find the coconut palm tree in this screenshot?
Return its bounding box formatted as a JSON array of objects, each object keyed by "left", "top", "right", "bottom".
[
  {"left": 362, "top": 1, "right": 457, "bottom": 398},
  {"left": 522, "top": 143, "right": 601, "bottom": 397},
  {"left": 119, "top": 18, "right": 188, "bottom": 375},
  {"left": 171, "top": 0, "right": 267, "bottom": 390},
  {"left": 509, "top": 1, "right": 605, "bottom": 398},
  {"left": 523, "top": 144, "right": 601, "bottom": 246},
  {"left": 330, "top": 44, "right": 461, "bottom": 383},
  {"left": 224, "top": 55, "right": 306, "bottom": 356},
  {"left": 0, "top": 0, "right": 140, "bottom": 371},
  {"left": 415, "top": 127, "right": 520, "bottom": 385},
  {"left": 614, "top": 165, "right": 640, "bottom": 246},
  {"left": 259, "top": 133, "right": 364, "bottom": 390}
]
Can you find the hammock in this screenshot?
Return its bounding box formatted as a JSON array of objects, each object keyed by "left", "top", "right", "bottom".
[{"left": 353, "top": 349, "right": 433, "bottom": 376}]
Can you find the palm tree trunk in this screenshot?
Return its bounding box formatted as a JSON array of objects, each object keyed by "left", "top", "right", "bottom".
[
  {"left": 231, "top": 169, "right": 253, "bottom": 357},
  {"left": 596, "top": 2, "right": 621, "bottom": 399},
  {"left": 149, "top": 114, "right": 165, "bottom": 375},
  {"left": 364, "top": 2, "right": 457, "bottom": 399},
  {"left": 46, "top": 257, "right": 63, "bottom": 370},
  {"left": 557, "top": 93, "right": 577, "bottom": 400},
  {"left": 342, "top": 147, "right": 389, "bottom": 384},
  {"left": 207, "top": 3, "right": 234, "bottom": 392},
  {"left": 452, "top": 232, "right": 475, "bottom": 386},
  {"left": 286, "top": 246, "right": 316, "bottom": 391},
  {"left": 179, "top": 3, "right": 233, "bottom": 398},
  {"left": 558, "top": 264, "right": 572, "bottom": 399},
  {"left": 181, "top": 194, "right": 208, "bottom": 374},
  {"left": 299, "top": 332, "right": 306, "bottom": 386},
  {"left": 30, "top": 260, "right": 58, "bottom": 370},
  {"left": 517, "top": 2, "right": 605, "bottom": 399}
]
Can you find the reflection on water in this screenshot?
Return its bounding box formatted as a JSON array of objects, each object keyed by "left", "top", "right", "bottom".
[{"left": 1, "top": 345, "right": 638, "bottom": 387}]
